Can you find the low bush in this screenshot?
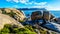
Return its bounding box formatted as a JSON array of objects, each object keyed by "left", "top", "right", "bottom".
[{"left": 0, "top": 24, "right": 36, "bottom": 34}]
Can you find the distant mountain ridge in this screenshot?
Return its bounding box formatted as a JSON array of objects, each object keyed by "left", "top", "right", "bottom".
[{"left": 18, "top": 8, "right": 47, "bottom": 10}]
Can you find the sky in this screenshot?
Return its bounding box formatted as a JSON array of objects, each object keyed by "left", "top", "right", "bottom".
[{"left": 0, "top": 0, "right": 60, "bottom": 10}]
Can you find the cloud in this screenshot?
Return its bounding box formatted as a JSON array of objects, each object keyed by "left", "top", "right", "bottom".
[
  {"left": 6, "top": 0, "right": 19, "bottom": 3},
  {"left": 24, "top": 1, "right": 34, "bottom": 5},
  {"left": 6, "top": 0, "right": 29, "bottom": 3},
  {"left": 47, "top": 7, "right": 60, "bottom": 10},
  {"left": 31, "top": 2, "right": 47, "bottom": 8},
  {"left": 32, "top": 4, "right": 60, "bottom": 10},
  {"left": 6, "top": 0, "right": 47, "bottom": 5},
  {"left": 19, "top": 0, "right": 29, "bottom": 3},
  {"left": 13, "top": 0, "right": 19, "bottom": 3},
  {"left": 6, "top": 0, "right": 48, "bottom": 8},
  {"left": 34, "top": 2, "right": 47, "bottom": 6},
  {"left": 45, "top": 5, "right": 60, "bottom": 10}
]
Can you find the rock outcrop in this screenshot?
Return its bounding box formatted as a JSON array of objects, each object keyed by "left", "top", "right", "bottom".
[
  {"left": 31, "top": 11, "right": 43, "bottom": 20},
  {"left": 43, "top": 11, "right": 50, "bottom": 21},
  {"left": 0, "top": 8, "right": 26, "bottom": 22},
  {"left": 52, "top": 18, "right": 60, "bottom": 24},
  {"left": 31, "top": 10, "right": 54, "bottom": 21},
  {"left": 30, "top": 10, "right": 60, "bottom": 34},
  {"left": 0, "top": 13, "right": 24, "bottom": 30}
]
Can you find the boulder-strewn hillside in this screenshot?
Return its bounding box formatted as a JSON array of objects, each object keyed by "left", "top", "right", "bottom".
[
  {"left": 0, "top": 8, "right": 26, "bottom": 22},
  {"left": 0, "top": 13, "right": 24, "bottom": 30},
  {"left": 0, "top": 8, "right": 59, "bottom": 34},
  {"left": 25, "top": 10, "right": 60, "bottom": 34}
]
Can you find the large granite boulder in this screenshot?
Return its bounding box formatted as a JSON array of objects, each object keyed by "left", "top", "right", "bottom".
[
  {"left": 43, "top": 11, "right": 49, "bottom": 21},
  {"left": 0, "top": 13, "right": 24, "bottom": 29},
  {"left": 31, "top": 11, "right": 43, "bottom": 20},
  {"left": 43, "top": 11, "right": 54, "bottom": 21},
  {"left": 0, "top": 8, "right": 26, "bottom": 22},
  {"left": 31, "top": 10, "right": 54, "bottom": 21}
]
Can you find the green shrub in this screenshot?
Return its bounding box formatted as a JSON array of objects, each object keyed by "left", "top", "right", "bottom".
[
  {"left": 4, "top": 24, "right": 11, "bottom": 28},
  {"left": 19, "top": 20, "right": 25, "bottom": 23},
  {"left": 18, "top": 28, "right": 36, "bottom": 34},
  {"left": 25, "top": 25, "right": 35, "bottom": 31},
  {"left": 1, "top": 28, "right": 10, "bottom": 33},
  {"left": 0, "top": 24, "right": 37, "bottom": 34}
]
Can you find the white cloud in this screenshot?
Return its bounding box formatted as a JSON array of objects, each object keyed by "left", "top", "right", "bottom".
[
  {"left": 6, "top": 0, "right": 19, "bottom": 3},
  {"left": 6, "top": 0, "right": 60, "bottom": 10},
  {"left": 46, "top": 5, "right": 60, "bottom": 10},
  {"left": 6, "top": 0, "right": 49, "bottom": 9},
  {"left": 6, "top": 0, "right": 29, "bottom": 3},
  {"left": 34, "top": 2, "right": 47, "bottom": 6},
  {"left": 23, "top": 1, "right": 47, "bottom": 5},
  {"left": 47, "top": 7, "right": 60, "bottom": 10},
  {"left": 6, "top": 0, "right": 47, "bottom": 5},
  {"left": 13, "top": 0, "right": 19, "bottom": 3},
  {"left": 19, "top": 0, "right": 29, "bottom": 3},
  {"left": 32, "top": 4, "right": 60, "bottom": 10},
  {"left": 31, "top": 2, "right": 47, "bottom": 8},
  {"left": 24, "top": 1, "right": 34, "bottom": 5}
]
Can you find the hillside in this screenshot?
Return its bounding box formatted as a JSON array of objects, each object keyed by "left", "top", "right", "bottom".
[{"left": 0, "top": 8, "right": 60, "bottom": 34}]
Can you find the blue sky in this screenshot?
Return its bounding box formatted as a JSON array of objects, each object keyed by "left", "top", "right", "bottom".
[{"left": 0, "top": 0, "right": 60, "bottom": 10}]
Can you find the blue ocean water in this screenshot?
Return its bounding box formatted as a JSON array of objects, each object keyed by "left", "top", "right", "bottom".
[
  {"left": 50, "top": 11, "right": 60, "bottom": 18},
  {"left": 22, "top": 10, "right": 60, "bottom": 18},
  {"left": 22, "top": 10, "right": 38, "bottom": 16}
]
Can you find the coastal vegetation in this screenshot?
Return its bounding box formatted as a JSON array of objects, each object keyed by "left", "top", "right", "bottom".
[{"left": 0, "top": 24, "right": 36, "bottom": 34}]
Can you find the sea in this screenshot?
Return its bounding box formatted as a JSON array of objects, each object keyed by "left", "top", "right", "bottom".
[{"left": 22, "top": 10, "right": 60, "bottom": 18}]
